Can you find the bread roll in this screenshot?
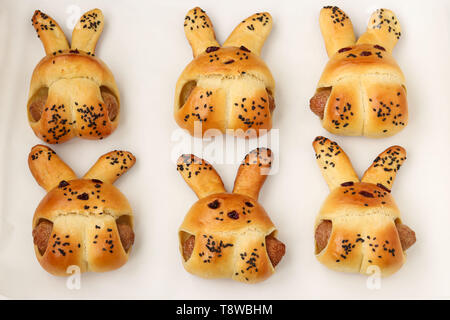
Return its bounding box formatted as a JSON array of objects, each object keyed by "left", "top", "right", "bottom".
[
  {"left": 177, "top": 148, "right": 285, "bottom": 283},
  {"left": 28, "top": 9, "right": 120, "bottom": 144},
  {"left": 311, "top": 7, "right": 407, "bottom": 138},
  {"left": 174, "top": 7, "right": 275, "bottom": 138},
  {"left": 312, "top": 136, "right": 415, "bottom": 277},
  {"left": 29, "top": 145, "right": 136, "bottom": 276}
]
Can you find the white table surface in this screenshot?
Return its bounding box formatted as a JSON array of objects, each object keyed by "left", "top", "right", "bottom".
[{"left": 0, "top": 0, "right": 449, "bottom": 299}]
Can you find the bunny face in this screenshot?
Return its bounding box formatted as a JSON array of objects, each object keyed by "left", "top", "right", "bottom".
[
  {"left": 177, "top": 149, "right": 285, "bottom": 283},
  {"left": 29, "top": 146, "right": 136, "bottom": 276},
  {"left": 313, "top": 136, "right": 415, "bottom": 277},
  {"left": 28, "top": 10, "right": 120, "bottom": 144},
  {"left": 311, "top": 7, "right": 408, "bottom": 138},
  {"left": 174, "top": 8, "right": 275, "bottom": 138}
]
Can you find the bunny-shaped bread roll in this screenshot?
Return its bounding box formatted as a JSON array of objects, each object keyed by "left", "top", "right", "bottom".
[
  {"left": 28, "top": 9, "right": 120, "bottom": 144},
  {"left": 177, "top": 148, "right": 285, "bottom": 283},
  {"left": 310, "top": 7, "right": 408, "bottom": 138},
  {"left": 313, "top": 137, "right": 415, "bottom": 276},
  {"left": 174, "top": 7, "right": 275, "bottom": 138},
  {"left": 29, "top": 145, "right": 136, "bottom": 276}
]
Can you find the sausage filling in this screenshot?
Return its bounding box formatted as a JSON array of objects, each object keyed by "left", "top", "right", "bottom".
[
  {"left": 28, "top": 87, "right": 49, "bottom": 122},
  {"left": 116, "top": 222, "right": 135, "bottom": 252},
  {"left": 101, "top": 89, "right": 119, "bottom": 121},
  {"left": 315, "top": 219, "right": 416, "bottom": 253},
  {"left": 32, "top": 219, "right": 135, "bottom": 255},
  {"left": 267, "top": 89, "right": 276, "bottom": 114},
  {"left": 309, "top": 88, "right": 331, "bottom": 120},
  {"left": 182, "top": 235, "right": 286, "bottom": 267},
  {"left": 32, "top": 220, "right": 53, "bottom": 255}
]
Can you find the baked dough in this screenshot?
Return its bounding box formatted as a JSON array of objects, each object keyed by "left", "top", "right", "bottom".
[
  {"left": 29, "top": 145, "right": 136, "bottom": 276},
  {"left": 28, "top": 9, "right": 120, "bottom": 143},
  {"left": 174, "top": 7, "right": 275, "bottom": 138},
  {"left": 310, "top": 7, "right": 408, "bottom": 137},
  {"left": 177, "top": 148, "right": 285, "bottom": 283},
  {"left": 312, "top": 136, "right": 415, "bottom": 276}
]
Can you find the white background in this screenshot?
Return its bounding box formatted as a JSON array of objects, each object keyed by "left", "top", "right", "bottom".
[{"left": 0, "top": 0, "right": 449, "bottom": 299}]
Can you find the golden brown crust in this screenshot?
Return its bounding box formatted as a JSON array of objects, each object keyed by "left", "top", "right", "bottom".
[
  {"left": 224, "top": 12, "right": 272, "bottom": 56},
  {"left": 321, "top": 79, "right": 365, "bottom": 136},
  {"left": 362, "top": 79, "right": 408, "bottom": 137},
  {"left": 362, "top": 146, "right": 406, "bottom": 190},
  {"left": 319, "top": 6, "right": 356, "bottom": 57},
  {"left": 28, "top": 145, "right": 77, "bottom": 191},
  {"left": 313, "top": 137, "right": 413, "bottom": 277},
  {"left": 28, "top": 9, "right": 120, "bottom": 144},
  {"left": 183, "top": 234, "right": 285, "bottom": 268},
  {"left": 83, "top": 150, "right": 136, "bottom": 184},
  {"left": 184, "top": 7, "right": 220, "bottom": 58},
  {"left": 177, "top": 149, "right": 283, "bottom": 283},
  {"left": 71, "top": 9, "right": 104, "bottom": 53},
  {"left": 356, "top": 9, "right": 402, "bottom": 53},
  {"left": 233, "top": 148, "right": 273, "bottom": 200},
  {"left": 29, "top": 146, "right": 135, "bottom": 276},
  {"left": 32, "top": 10, "right": 69, "bottom": 55},
  {"left": 179, "top": 193, "right": 277, "bottom": 283},
  {"left": 177, "top": 154, "right": 226, "bottom": 198},
  {"left": 316, "top": 220, "right": 416, "bottom": 253},
  {"left": 315, "top": 7, "right": 407, "bottom": 137},
  {"left": 313, "top": 136, "right": 359, "bottom": 190},
  {"left": 175, "top": 8, "right": 275, "bottom": 138}
]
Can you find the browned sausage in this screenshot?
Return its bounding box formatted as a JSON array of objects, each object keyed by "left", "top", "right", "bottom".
[
  {"left": 396, "top": 223, "right": 416, "bottom": 251},
  {"left": 183, "top": 235, "right": 195, "bottom": 261},
  {"left": 315, "top": 220, "right": 416, "bottom": 253},
  {"left": 182, "top": 235, "right": 285, "bottom": 267},
  {"left": 315, "top": 220, "right": 332, "bottom": 252},
  {"left": 265, "top": 235, "right": 285, "bottom": 267},
  {"left": 29, "top": 95, "right": 47, "bottom": 122},
  {"left": 101, "top": 91, "right": 119, "bottom": 121},
  {"left": 309, "top": 89, "right": 331, "bottom": 119},
  {"left": 32, "top": 220, "right": 134, "bottom": 254},
  {"left": 117, "top": 222, "right": 135, "bottom": 252},
  {"left": 32, "top": 220, "right": 53, "bottom": 255},
  {"left": 267, "top": 89, "right": 276, "bottom": 114}
]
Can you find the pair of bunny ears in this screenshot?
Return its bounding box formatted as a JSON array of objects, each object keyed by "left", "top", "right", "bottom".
[
  {"left": 320, "top": 6, "right": 402, "bottom": 57},
  {"left": 28, "top": 145, "right": 136, "bottom": 192},
  {"left": 313, "top": 136, "right": 406, "bottom": 192},
  {"left": 177, "top": 148, "right": 273, "bottom": 201},
  {"left": 32, "top": 9, "right": 104, "bottom": 55},
  {"left": 184, "top": 7, "right": 273, "bottom": 58}
]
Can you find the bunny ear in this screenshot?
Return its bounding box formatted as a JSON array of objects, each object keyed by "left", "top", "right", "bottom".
[
  {"left": 223, "top": 12, "right": 272, "bottom": 56},
  {"left": 71, "top": 9, "right": 104, "bottom": 53},
  {"left": 313, "top": 137, "right": 359, "bottom": 190},
  {"left": 184, "top": 7, "right": 220, "bottom": 58},
  {"left": 177, "top": 154, "right": 226, "bottom": 198},
  {"left": 232, "top": 148, "right": 273, "bottom": 200},
  {"left": 362, "top": 146, "right": 406, "bottom": 191},
  {"left": 28, "top": 145, "right": 77, "bottom": 191},
  {"left": 83, "top": 150, "right": 136, "bottom": 184},
  {"left": 319, "top": 6, "right": 356, "bottom": 57},
  {"left": 356, "top": 9, "right": 401, "bottom": 53},
  {"left": 31, "top": 10, "right": 69, "bottom": 55}
]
